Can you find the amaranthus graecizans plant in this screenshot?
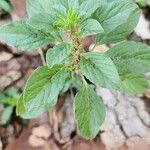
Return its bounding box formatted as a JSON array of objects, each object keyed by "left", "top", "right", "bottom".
[{"left": 0, "top": 0, "right": 150, "bottom": 139}]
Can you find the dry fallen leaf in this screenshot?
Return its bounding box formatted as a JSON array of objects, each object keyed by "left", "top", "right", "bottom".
[
  {"left": 89, "top": 44, "right": 109, "bottom": 53},
  {"left": 29, "top": 134, "right": 45, "bottom": 147},
  {"left": 32, "top": 124, "right": 51, "bottom": 139},
  {"left": 135, "top": 14, "right": 150, "bottom": 40},
  {"left": 0, "top": 52, "right": 13, "bottom": 62},
  {"left": 0, "top": 139, "right": 3, "bottom": 150}
]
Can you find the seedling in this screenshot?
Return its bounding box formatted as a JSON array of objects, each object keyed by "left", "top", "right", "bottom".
[
  {"left": 0, "top": 0, "right": 150, "bottom": 139},
  {"left": 0, "top": 87, "right": 20, "bottom": 125}
]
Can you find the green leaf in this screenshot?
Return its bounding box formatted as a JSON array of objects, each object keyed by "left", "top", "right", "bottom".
[
  {"left": 135, "top": 0, "right": 147, "bottom": 7},
  {"left": 0, "top": 93, "right": 6, "bottom": 102},
  {"left": 46, "top": 43, "right": 72, "bottom": 68},
  {"left": 93, "top": 0, "right": 140, "bottom": 44},
  {"left": 27, "top": 0, "right": 75, "bottom": 19},
  {"left": 80, "top": 52, "right": 120, "bottom": 89},
  {"left": 59, "top": 0, "right": 79, "bottom": 10},
  {"left": 0, "top": 87, "right": 19, "bottom": 106},
  {"left": 27, "top": 0, "right": 59, "bottom": 17},
  {"left": 79, "top": 0, "right": 98, "bottom": 18},
  {"left": 106, "top": 41, "right": 150, "bottom": 74},
  {"left": 60, "top": 76, "right": 72, "bottom": 93},
  {"left": 26, "top": 13, "right": 62, "bottom": 41},
  {"left": 1, "top": 106, "right": 13, "bottom": 125},
  {"left": 94, "top": 0, "right": 139, "bottom": 32},
  {"left": 17, "top": 65, "right": 70, "bottom": 118},
  {"left": 2, "top": 97, "right": 18, "bottom": 106},
  {"left": 119, "top": 73, "right": 148, "bottom": 94},
  {"left": 16, "top": 95, "right": 25, "bottom": 115},
  {"left": 0, "top": 0, "right": 12, "bottom": 12},
  {"left": 74, "top": 85, "right": 106, "bottom": 139},
  {"left": 79, "top": 0, "right": 107, "bottom": 18},
  {"left": 27, "top": 13, "right": 57, "bottom": 30},
  {"left": 79, "top": 0, "right": 109, "bottom": 4},
  {"left": 0, "top": 20, "right": 55, "bottom": 51},
  {"left": 17, "top": 93, "right": 52, "bottom": 119},
  {"left": 106, "top": 41, "right": 150, "bottom": 94},
  {"left": 5, "top": 87, "right": 19, "bottom": 97},
  {"left": 80, "top": 19, "right": 104, "bottom": 37},
  {"left": 52, "top": 4, "right": 67, "bottom": 18}
]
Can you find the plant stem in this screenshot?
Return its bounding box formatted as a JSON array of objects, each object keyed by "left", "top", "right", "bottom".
[
  {"left": 38, "top": 48, "right": 46, "bottom": 66},
  {"left": 80, "top": 73, "right": 88, "bottom": 86},
  {"left": 69, "top": 30, "right": 83, "bottom": 73}
]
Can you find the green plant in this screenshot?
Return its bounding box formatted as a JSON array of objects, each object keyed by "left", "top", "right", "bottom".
[
  {"left": 0, "top": 0, "right": 12, "bottom": 13},
  {"left": 0, "top": 87, "right": 20, "bottom": 125},
  {"left": 135, "top": 0, "right": 147, "bottom": 7},
  {"left": 0, "top": 0, "right": 150, "bottom": 139}
]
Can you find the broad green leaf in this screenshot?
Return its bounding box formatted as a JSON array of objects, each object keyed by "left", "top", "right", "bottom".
[
  {"left": 26, "top": 13, "right": 62, "bottom": 41},
  {"left": 27, "top": 0, "right": 59, "bottom": 17},
  {"left": 80, "top": 19, "right": 104, "bottom": 37},
  {"left": 1, "top": 97, "right": 18, "bottom": 106},
  {"left": 0, "top": 0, "right": 12, "bottom": 12},
  {"left": 16, "top": 95, "right": 52, "bottom": 119},
  {"left": 78, "top": 0, "right": 108, "bottom": 5},
  {"left": 93, "top": 0, "right": 140, "bottom": 44},
  {"left": 78, "top": 0, "right": 85, "bottom": 4},
  {"left": 17, "top": 65, "right": 70, "bottom": 118},
  {"left": 96, "top": 9, "right": 140, "bottom": 44},
  {"left": 80, "top": 52, "right": 120, "bottom": 89},
  {"left": 79, "top": 0, "right": 107, "bottom": 18},
  {"left": 0, "top": 93, "right": 6, "bottom": 102},
  {"left": 5, "top": 87, "right": 19, "bottom": 97},
  {"left": 119, "top": 73, "right": 148, "bottom": 94},
  {"left": 16, "top": 95, "right": 25, "bottom": 115},
  {"left": 0, "top": 20, "right": 55, "bottom": 51},
  {"left": 74, "top": 85, "right": 106, "bottom": 139},
  {"left": 52, "top": 4, "right": 67, "bottom": 18},
  {"left": 59, "top": 0, "right": 79, "bottom": 10},
  {"left": 1, "top": 106, "right": 13, "bottom": 125},
  {"left": 27, "top": 13, "right": 57, "bottom": 30},
  {"left": 94, "top": 0, "right": 138, "bottom": 32},
  {"left": 23, "top": 66, "right": 62, "bottom": 103},
  {"left": 106, "top": 41, "right": 150, "bottom": 74},
  {"left": 135, "top": 0, "right": 147, "bottom": 7},
  {"left": 0, "top": 87, "right": 19, "bottom": 106},
  {"left": 27, "top": 0, "right": 71, "bottom": 19},
  {"left": 46, "top": 43, "right": 72, "bottom": 68}
]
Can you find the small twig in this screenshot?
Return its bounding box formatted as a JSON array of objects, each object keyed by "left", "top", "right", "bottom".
[
  {"left": 91, "top": 43, "right": 97, "bottom": 51},
  {"left": 38, "top": 48, "right": 46, "bottom": 65},
  {"left": 69, "top": 88, "right": 74, "bottom": 100}
]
